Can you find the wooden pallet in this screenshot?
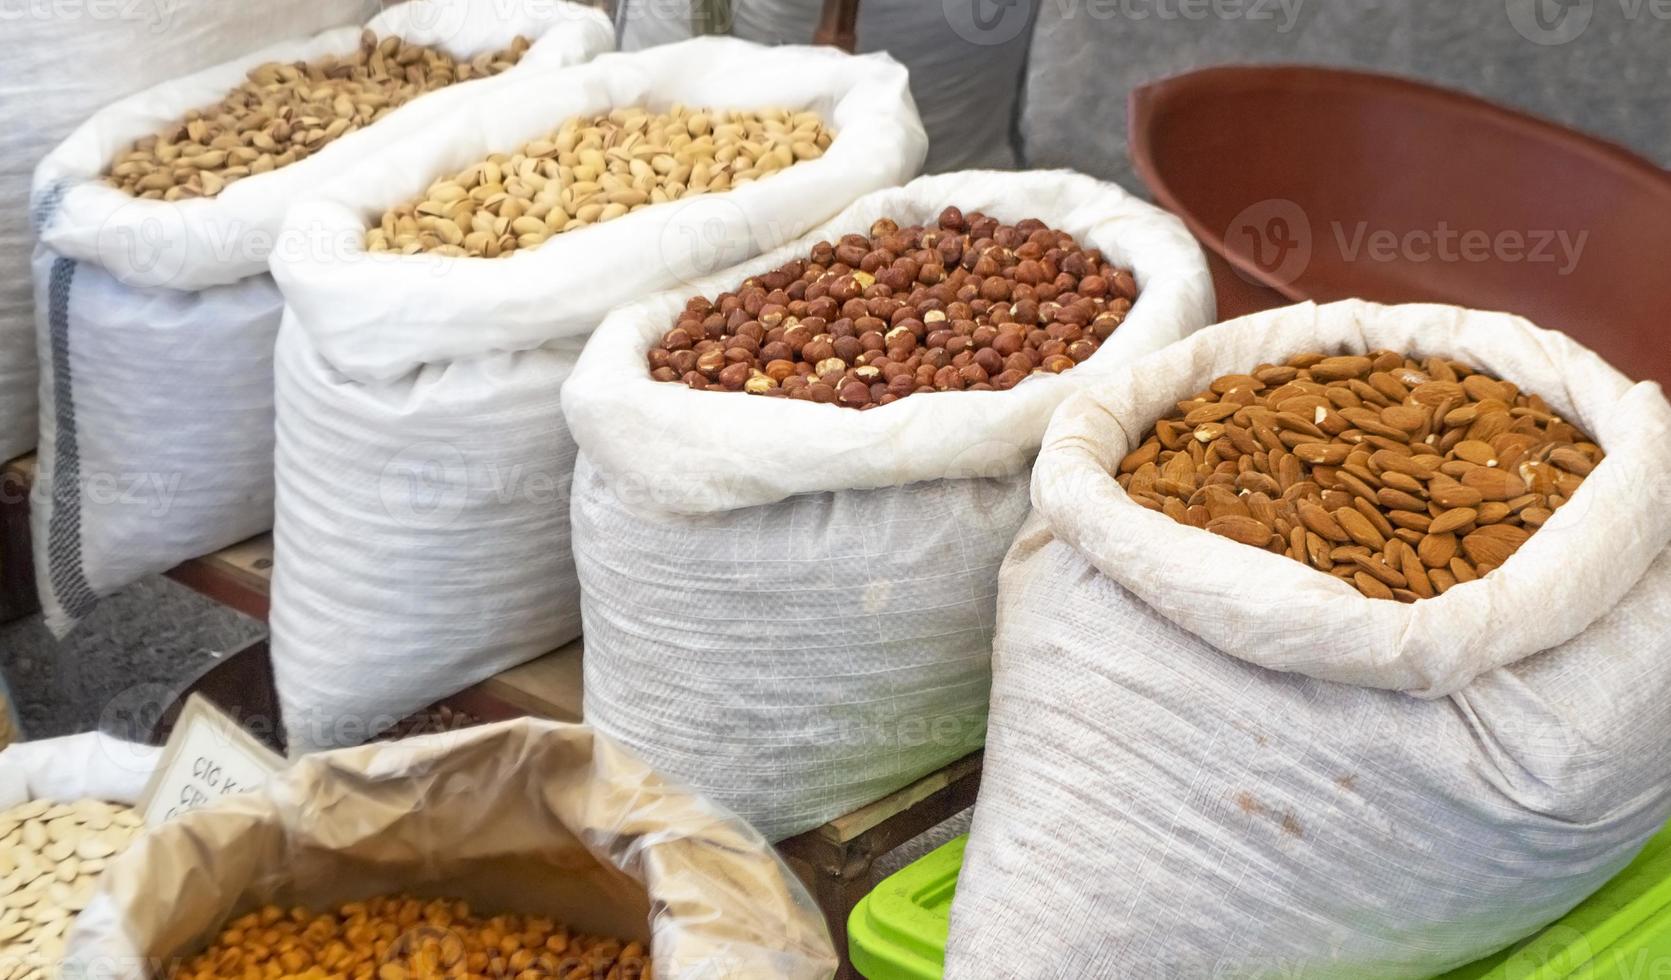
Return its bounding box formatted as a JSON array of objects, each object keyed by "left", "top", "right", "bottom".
[{"left": 0, "top": 449, "right": 977, "bottom": 974}]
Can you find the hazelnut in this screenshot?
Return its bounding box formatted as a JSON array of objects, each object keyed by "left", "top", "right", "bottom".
[
  {"left": 803, "top": 336, "right": 835, "bottom": 362},
  {"left": 718, "top": 362, "right": 751, "bottom": 390},
  {"left": 647, "top": 207, "right": 1138, "bottom": 407},
  {"left": 696, "top": 348, "right": 726, "bottom": 376}
]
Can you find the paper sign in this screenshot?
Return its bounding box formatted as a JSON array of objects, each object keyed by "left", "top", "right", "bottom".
[{"left": 137, "top": 694, "right": 287, "bottom": 826}]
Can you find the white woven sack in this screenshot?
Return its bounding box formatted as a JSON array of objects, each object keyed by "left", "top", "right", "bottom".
[
  {"left": 27, "top": 0, "right": 614, "bottom": 635},
  {"left": 0, "top": 733, "right": 160, "bottom": 812},
  {"left": 947, "top": 299, "right": 1671, "bottom": 978},
  {"left": 0, "top": 0, "right": 379, "bottom": 464},
  {"left": 563, "top": 169, "right": 1214, "bottom": 840},
  {"left": 616, "top": 0, "right": 1039, "bottom": 172},
  {"left": 267, "top": 37, "right": 927, "bottom": 753},
  {"left": 271, "top": 326, "right": 584, "bottom": 754}
]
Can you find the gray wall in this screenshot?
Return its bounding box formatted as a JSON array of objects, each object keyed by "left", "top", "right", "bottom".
[{"left": 1022, "top": 0, "right": 1671, "bottom": 191}]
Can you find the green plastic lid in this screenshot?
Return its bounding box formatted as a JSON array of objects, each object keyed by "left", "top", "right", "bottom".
[
  {"left": 849, "top": 835, "right": 966, "bottom": 980},
  {"left": 850, "top": 822, "right": 1671, "bottom": 980}
]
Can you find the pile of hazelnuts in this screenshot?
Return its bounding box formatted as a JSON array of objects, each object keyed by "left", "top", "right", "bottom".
[{"left": 646, "top": 206, "right": 1139, "bottom": 409}]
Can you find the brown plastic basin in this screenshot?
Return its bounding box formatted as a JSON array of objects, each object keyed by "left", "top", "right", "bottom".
[{"left": 1129, "top": 65, "right": 1671, "bottom": 386}]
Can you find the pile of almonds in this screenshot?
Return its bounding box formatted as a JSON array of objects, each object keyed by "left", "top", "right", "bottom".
[
  {"left": 105, "top": 31, "right": 531, "bottom": 200},
  {"left": 647, "top": 207, "right": 1138, "bottom": 408},
  {"left": 1119, "top": 350, "right": 1603, "bottom": 601},
  {"left": 169, "top": 896, "right": 649, "bottom": 980},
  {"left": 367, "top": 105, "right": 833, "bottom": 257},
  {"left": 0, "top": 798, "right": 144, "bottom": 973}
]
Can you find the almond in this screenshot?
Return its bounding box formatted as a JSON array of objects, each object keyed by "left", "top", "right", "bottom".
[
  {"left": 1462, "top": 467, "right": 1528, "bottom": 501},
  {"left": 1411, "top": 380, "right": 1466, "bottom": 406},
  {"left": 1427, "top": 508, "right": 1477, "bottom": 535},
  {"left": 1462, "top": 524, "right": 1530, "bottom": 568},
  {"left": 1309, "top": 355, "right": 1374, "bottom": 382},
  {"left": 1131, "top": 351, "right": 1602, "bottom": 601},
  {"left": 1335, "top": 507, "right": 1386, "bottom": 550},
  {"left": 1419, "top": 532, "right": 1459, "bottom": 569},
  {"left": 1430, "top": 484, "right": 1484, "bottom": 509},
  {"left": 1452, "top": 440, "right": 1498, "bottom": 465},
  {"left": 1353, "top": 571, "right": 1395, "bottom": 600},
  {"left": 1207, "top": 515, "right": 1273, "bottom": 547},
  {"left": 1548, "top": 446, "right": 1596, "bottom": 476}
]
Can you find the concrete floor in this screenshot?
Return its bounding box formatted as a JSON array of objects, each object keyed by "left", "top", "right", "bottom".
[{"left": 0, "top": 576, "right": 262, "bottom": 741}]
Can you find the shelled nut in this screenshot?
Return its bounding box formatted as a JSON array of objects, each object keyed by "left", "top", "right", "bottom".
[
  {"left": 1119, "top": 350, "right": 1604, "bottom": 601},
  {"left": 0, "top": 798, "right": 144, "bottom": 973},
  {"left": 647, "top": 206, "right": 1139, "bottom": 408},
  {"left": 169, "top": 896, "right": 649, "bottom": 980},
  {"left": 367, "top": 105, "right": 834, "bottom": 257},
  {"left": 105, "top": 31, "right": 531, "bottom": 200}
]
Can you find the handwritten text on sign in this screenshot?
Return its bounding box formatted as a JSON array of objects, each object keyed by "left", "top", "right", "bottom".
[{"left": 138, "top": 695, "right": 287, "bottom": 826}]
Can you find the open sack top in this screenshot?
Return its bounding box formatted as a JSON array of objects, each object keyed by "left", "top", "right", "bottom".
[
  {"left": 561, "top": 169, "right": 1215, "bottom": 515},
  {"left": 1033, "top": 299, "right": 1671, "bottom": 697},
  {"left": 31, "top": 0, "right": 614, "bottom": 291},
  {"left": 269, "top": 36, "right": 928, "bottom": 382},
  {"left": 66, "top": 720, "right": 838, "bottom": 980},
  {"left": 0, "top": 733, "right": 160, "bottom": 811}
]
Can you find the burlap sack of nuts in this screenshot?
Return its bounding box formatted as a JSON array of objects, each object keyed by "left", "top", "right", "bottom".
[
  {"left": 947, "top": 299, "right": 1671, "bottom": 978},
  {"left": 26, "top": 0, "right": 613, "bottom": 636},
  {"left": 265, "top": 37, "right": 926, "bottom": 754},
  {"left": 561, "top": 169, "right": 1215, "bottom": 840},
  {"left": 65, "top": 720, "right": 838, "bottom": 980},
  {"left": 0, "top": 0, "right": 379, "bottom": 465}
]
